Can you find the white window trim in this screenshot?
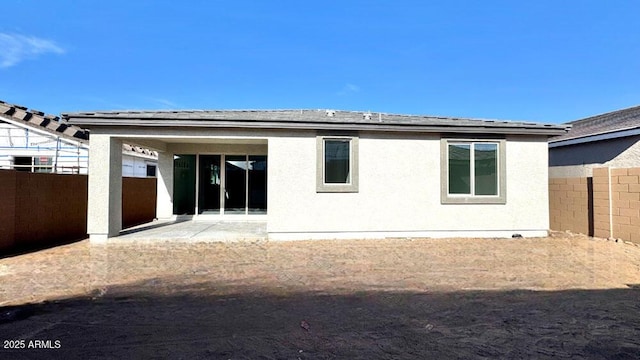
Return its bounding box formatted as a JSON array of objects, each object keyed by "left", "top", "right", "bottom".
[
  {"left": 316, "top": 136, "right": 359, "bottom": 193},
  {"left": 441, "top": 138, "right": 506, "bottom": 204}
]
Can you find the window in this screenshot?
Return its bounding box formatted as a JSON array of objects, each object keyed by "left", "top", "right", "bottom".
[
  {"left": 146, "top": 164, "right": 157, "bottom": 177},
  {"left": 316, "top": 136, "right": 359, "bottom": 192},
  {"left": 441, "top": 139, "right": 506, "bottom": 204},
  {"left": 13, "top": 156, "right": 52, "bottom": 173},
  {"left": 13, "top": 156, "right": 32, "bottom": 172}
]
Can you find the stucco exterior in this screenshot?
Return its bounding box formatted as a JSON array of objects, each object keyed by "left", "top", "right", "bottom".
[
  {"left": 64, "top": 109, "right": 565, "bottom": 242},
  {"left": 86, "top": 135, "right": 122, "bottom": 242},
  {"left": 549, "top": 135, "right": 640, "bottom": 178},
  {"left": 268, "top": 132, "right": 549, "bottom": 239},
  {"left": 81, "top": 126, "right": 551, "bottom": 241},
  {"left": 548, "top": 104, "right": 640, "bottom": 179}
]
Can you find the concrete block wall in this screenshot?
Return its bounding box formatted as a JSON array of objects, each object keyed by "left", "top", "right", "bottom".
[
  {"left": 610, "top": 168, "right": 640, "bottom": 242},
  {"left": 592, "top": 167, "right": 611, "bottom": 238},
  {"left": 550, "top": 166, "right": 640, "bottom": 243},
  {"left": 549, "top": 177, "right": 589, "bottom": 235}
]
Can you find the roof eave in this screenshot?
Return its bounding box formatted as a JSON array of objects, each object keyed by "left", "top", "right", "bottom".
[{"left": 64, "top": 117, "right": 567, "bottom": 136}]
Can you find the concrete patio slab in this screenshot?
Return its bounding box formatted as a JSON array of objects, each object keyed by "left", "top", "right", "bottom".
[{"left": 115, "top": 219, "right": 267, "bottom": 243}]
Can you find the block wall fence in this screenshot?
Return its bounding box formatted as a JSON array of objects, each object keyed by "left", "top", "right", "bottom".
[
  {"left": 0, "top": 170, "right": 156, "bottom": 254},
  {"left": 549, "top": 167, "right": 640, "bottom": 243}
]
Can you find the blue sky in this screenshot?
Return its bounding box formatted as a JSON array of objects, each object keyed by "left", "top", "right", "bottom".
[{"left": 1, "top": 1, "right": 639, "bottom": 123}]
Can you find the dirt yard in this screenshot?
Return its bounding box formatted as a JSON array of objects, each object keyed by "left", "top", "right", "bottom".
[{"left": 1, "top": 233, "right": 640, "bottom": 359}]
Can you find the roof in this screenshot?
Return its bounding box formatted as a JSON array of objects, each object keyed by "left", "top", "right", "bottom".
[
  {"left": 549, "top": 105, "right": 640, "bottom": 147},
  {"left": 0, "top": 100, "right": 157, "bottom": 158},
  {"left": 1, "top": 100, "right": 89, "bottom": 143},
  {"left": 63, "top": 109, "right": 569, "bottom": 136}
]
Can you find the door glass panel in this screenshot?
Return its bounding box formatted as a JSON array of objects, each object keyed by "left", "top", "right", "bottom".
[
  {"left": 173, "top": 154, "right": 196, "bottom": 215},
  {"left": 248, "top": 155, "right": 267, "bottom": 214},
  {"left": 225, "top": 155, "right": 247, "bottom": 214},
  {"left": 198, "top": 155, "right": 221, "bottom": 214}
]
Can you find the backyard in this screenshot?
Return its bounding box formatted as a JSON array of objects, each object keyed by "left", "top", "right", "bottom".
[{"left": 1, "top": 232, "right": 640, "bottom": 359}]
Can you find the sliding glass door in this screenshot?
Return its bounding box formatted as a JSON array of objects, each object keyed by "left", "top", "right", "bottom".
[
  {"left": 173, "top": 155, "right": 196, "bottom": 215},
  {"left": 224, "top": 155, "right": 248, "bottom": 214},
  {"left": 175, "top": 153, "right": 267, "bottom": 216},
  {"left": 224, "top": 155, "right": 267, "bottom": 214},
  {"left": 198, "top": 155, "right": 221, "bottom": 214},
  {"left": 248, "top": 155, "right": 267, "bottom": 214}
]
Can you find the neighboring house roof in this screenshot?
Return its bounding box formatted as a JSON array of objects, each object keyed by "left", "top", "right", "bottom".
[
  {"left": 0, "top": 100, "right": 89, "bottom": 143},
  {"left": 122, "top": 143, "right": 156, "bottom": 158},
  {"left": 63, "top": 109, "right": 568, "bottom": 136},
  {"left": 549, "top": 105, "right": 640, "bottom": 147},
  {"left": 0, "top": 100, "right": 158, "bottom": 159}
]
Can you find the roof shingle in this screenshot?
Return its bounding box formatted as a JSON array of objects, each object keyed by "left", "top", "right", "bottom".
[
  {"left": 0, "top": 100, "right": 89, "bottom": 142},
  {"left": 63, "top": 109, "right": 568, "bottom": 136},
  {"left": 550, "top": 105, "right": 640, "bottom": 142}
]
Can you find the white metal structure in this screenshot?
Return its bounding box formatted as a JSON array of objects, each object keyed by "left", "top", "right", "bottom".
[{"left": 0, "top": 100, "right": 157, "bottom": 177}]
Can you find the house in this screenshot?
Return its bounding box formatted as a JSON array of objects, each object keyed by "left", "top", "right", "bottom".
[
  {"left": 63, "top": 109, "right": 568, "bottom": 242},
  {"left": 548, "top": 105, "right": 640, "bottom": 242},
  {"left": 549, "top": 105, "right": 640, "bottom": 177},
  {"left": 0, "top": 100, "right": 158, "bottom": 177}
]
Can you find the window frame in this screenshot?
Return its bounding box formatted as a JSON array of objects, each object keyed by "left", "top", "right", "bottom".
[
  {"left": 440, "top": 138, "right": 506, "bottom": 204},
  {"left": 316, "top": 135, "right": 359, "bottom": 193}
]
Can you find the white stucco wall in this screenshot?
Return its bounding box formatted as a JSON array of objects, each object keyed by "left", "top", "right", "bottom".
[
  {"left": 267, "top": 132, "right": 550, "bottom": 239},
  {"left": 87, "top": 134, "right": 123, "bottom": 242},
  {"left": 87, "top": 127, "right": 551, "bottom": 240},
  {"left": 122, "top": 155, "right": 156, "bottom": 177},
  {"left": 607, "top": 138, "right": 640, "bottom": 167},
  {"left": 549, "top": 137, "right": 640, "bottom": 178}
]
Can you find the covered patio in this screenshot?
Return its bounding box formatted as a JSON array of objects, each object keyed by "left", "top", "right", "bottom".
[
  {"left": 73, "top": 125, "right": 270, "bottom": 242},
  {"left": 115, "top": 219, "right": 267, "bottom": 243}
]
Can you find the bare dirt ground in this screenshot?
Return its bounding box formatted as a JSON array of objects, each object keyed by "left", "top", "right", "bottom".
[{"left": 1, "top": 232, "right": 640, "bottom": 359}]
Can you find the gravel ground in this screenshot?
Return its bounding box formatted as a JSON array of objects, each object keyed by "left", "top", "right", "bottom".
[{"left": 1, "top": 232, "right": 640, "bottom": 359}]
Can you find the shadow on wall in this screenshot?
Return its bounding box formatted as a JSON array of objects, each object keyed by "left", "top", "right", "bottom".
[
  {"left": 1, "top": 279, "right": 639, "bottom": 358},
  {"left": 549, "top": 135, "right": 640, "bottom": 166}
]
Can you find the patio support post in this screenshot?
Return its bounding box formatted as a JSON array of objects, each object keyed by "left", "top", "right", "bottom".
[
  {"left": 87, "top": 134, "right": 122, "bottom": 242},
  {"left": 156, "top": 151, "right": 174, "bottom": 219}
]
